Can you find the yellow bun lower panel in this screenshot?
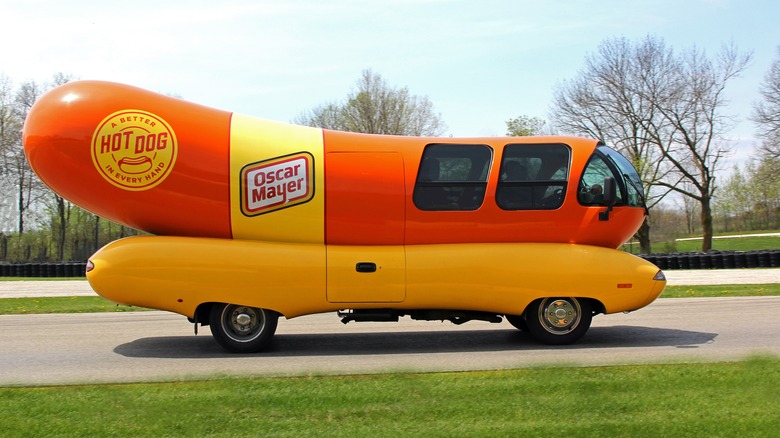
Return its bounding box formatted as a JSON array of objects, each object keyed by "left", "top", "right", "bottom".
[
  {"left": 405, "top": 243, "right": 664, "bottom": 315},
  {"left": 87, "top": 237, "right": 664, "bottom": 319},
  {"left": 87, "top": 236, "right": 327, "bottom": 319}
]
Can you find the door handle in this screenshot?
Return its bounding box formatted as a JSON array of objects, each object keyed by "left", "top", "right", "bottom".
[{"left": 355, "top": 262, "right": 377, "bottom": 273}]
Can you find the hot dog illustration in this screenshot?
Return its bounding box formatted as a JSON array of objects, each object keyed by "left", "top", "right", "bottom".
[
  {"left": 23, "top": 81, "right": 664, "bottom": 352},
  {"left": 117, "top": 155, "right": 154, "bottom": 174}
]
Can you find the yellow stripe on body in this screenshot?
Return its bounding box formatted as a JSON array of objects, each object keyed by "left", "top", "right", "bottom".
[{"left": 229, "top": 114, "right": 325, "bottom": 243}]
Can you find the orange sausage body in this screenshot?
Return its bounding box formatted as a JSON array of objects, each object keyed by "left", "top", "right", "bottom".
[
  {"left": 24, "top": 81, "right": 233, "bottom": 238},
  {"left": 24, "top": 81, "right": 644, "bottom": 248}
]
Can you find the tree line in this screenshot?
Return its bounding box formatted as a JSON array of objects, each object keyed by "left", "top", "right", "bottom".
[
  {"left": 1, "top": 36, "right": 779, "bottom": 262},
  {"left": 0, "top": 73, "right": 139, "bottom": 263}
]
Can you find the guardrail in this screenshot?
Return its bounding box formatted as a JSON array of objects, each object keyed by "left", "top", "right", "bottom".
[
  {"left": 639, "top": 250, "right": 780, "bottom": 270},
  {"left": 0, "top": 262, "right": 86, "bottom": 278}
]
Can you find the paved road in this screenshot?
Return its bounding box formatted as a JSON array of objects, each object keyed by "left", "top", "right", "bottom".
[
  {"left": 1, "top": 296, "right": 779, "bottom": 386},
  {"left": 1, "top": 268, "right": 779, "bottom": 298}
]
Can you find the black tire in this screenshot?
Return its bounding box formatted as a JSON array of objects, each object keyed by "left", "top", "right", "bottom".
[
  {"left": 209, "top": 303, "right": 278, "bottom": 353},
  {"left": 505, "top": 314, "right": 529, "bottom": 331},
  {"left": 525, "top": 297, "right": 592, "bottom": 345}
]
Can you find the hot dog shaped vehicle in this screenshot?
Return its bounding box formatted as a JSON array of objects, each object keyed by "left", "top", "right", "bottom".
[{"left": 23, "top": 81, "right": 666, "bottom": 352}]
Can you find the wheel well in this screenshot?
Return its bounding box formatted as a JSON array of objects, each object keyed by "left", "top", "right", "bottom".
[
  {"left": 192, "top": 302, "right": 285, "bottom": 326},
  {"left": 193, "top": 302, "right": 215, "bottom": 326},
  {"left": 522, "top": 297, "right": 605, "bottom": 317},
  {"left": 589, "top": 298, "right": 606, "bottom": 315}
]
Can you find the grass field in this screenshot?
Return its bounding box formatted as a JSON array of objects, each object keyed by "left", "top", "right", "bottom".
[
  {"left": 672, "top": 235, "right": 780, "bottom": 252},
  {"left": 622, "top": 231, "right": 780, "bottom": 253},
  {"left": 662, "top": 283, "right": 780, "bottom": 298},
  {"left": 0, "top": 295, "right": 144, "bottom": 314},
  {"left": 1, "top": 357, "right": 778, "bottom": 437}
]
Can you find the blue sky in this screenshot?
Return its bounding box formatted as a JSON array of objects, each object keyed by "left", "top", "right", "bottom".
[{"left": 2, "top": 0, "right": 777, "bottom": 158}]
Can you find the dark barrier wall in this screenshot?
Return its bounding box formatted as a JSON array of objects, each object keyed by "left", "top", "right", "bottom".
[
  {"left": 1, "top": 250, "right": 779, "bottom": 277},
  {"left": 640, "top": 250, "right": 780, "bottom": 270},
  {"left": 0, "top": 262, "right": 87, "bottom": 277}
]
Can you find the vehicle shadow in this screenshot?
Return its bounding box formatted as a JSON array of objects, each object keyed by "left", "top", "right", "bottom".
[{"left": 114, "top": 325, "right": 718, "bottom": 359}]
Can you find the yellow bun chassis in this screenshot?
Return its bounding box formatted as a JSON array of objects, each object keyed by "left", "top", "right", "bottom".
[{"left": 88, "top": 236, "right": 666, "bottom": 353}]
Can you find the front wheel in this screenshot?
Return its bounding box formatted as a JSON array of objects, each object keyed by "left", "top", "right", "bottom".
[
  {"left": 209, "top": 303, "right": 278, "bottom": 353},
  {"left": 525, "top": 297, "right": 592, "bottom": 345}
]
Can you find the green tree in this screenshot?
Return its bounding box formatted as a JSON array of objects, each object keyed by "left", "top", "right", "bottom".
[
  {"left": 505, "top": 115, "right": 546, "bottom": 136},
  {"left": 714, "top": 157, "right": 780, "bottom": 232},
  {"left": 750, "top": 157, "right": 780, "bottom": 229},
  {"left": 295, "top": 69, "right": 446, "bottom": 136},
  {"left": 714, "top": 164, "right": 750, "bottom": 232}
]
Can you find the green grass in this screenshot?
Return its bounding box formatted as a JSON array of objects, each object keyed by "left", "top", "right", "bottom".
[
  {"left": 1, "top": 357, "right": 778, "bottom": 437},
  {"left": 622, "top": 230, "right": 780, "bottom": 253},
  {"left": 0, "top": 296, "right": 146, "bottom": 314},
  {"left": 662, "top": 283, "right": 780, "bottom": 298},
  {"left": 673, "top": 235, "right": 780, "bottom": 252}
]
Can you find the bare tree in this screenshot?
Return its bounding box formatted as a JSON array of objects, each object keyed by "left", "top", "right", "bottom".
[
  {"left": 295, "top": 69, "right": 446, "bottom": 136},
  {"left": 752, "top": 47, "right": 780, "bottom": 159},
  {"left": 550, "top": 36, "right": 675, "bottom": 253},
  {"left": 551, "top": 36, "right": 751, "bottom": 252},
  {"left": 647, "top": 43, "right": 751, "bottom": 252},
  {"left": 38, "top": 74, "right": 74, "bottom": 259},
  {"left": 1, "top": 73, "right": 76, "bottom": 241},
  {"left": 1, "top": 72, "right": 142, "bottom": 261},
  {"left": 0, "top": 75, "right": 21, "bottom": 238},
  {"left": 0, "top": 77, "right": 47, "bottom": 235}
]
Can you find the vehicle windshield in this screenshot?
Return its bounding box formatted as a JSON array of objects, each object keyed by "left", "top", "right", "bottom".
[
  {"left": 578, "top": 145, "right": 646, "bottom": 208},
  {"left": 600, "top": 146, "right": 645, "bottom": 208}
]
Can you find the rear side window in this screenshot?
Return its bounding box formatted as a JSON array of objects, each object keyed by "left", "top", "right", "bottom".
[
  {"left": 496, "top": 144, "right": 570, "bottom": 210},
  {"left": 413, "top": 144, "right": 492, "bottom": 211}
]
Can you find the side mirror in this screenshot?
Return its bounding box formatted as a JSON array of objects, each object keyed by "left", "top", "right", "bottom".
[{"left": 598, "top": 177, "right": 617, "bottom": 221}]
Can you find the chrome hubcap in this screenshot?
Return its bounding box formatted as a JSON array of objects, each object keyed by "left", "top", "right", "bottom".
[
  {"left": 235, "top": 312, "right": 252, "bottom": 327},
  {"left": 221, "top": 305, "right": 266, "bottom": 342},
  {"left": 538, "top": 298, "right": 581, "bottom": 335}
]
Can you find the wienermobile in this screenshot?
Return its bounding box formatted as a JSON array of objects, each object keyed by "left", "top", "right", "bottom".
[{"left": 23, "top": 81, "right": 666, "bottom": 353}]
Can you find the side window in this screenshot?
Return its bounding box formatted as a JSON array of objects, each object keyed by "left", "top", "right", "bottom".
[
  {"left": 413, "top": 144, "right": 492, "bottom": 211},
  {"left": 496, "top": 144, "right": 570, "bottom": 210},
  {"left": 578, "top": 153, "right": 625, "bottom": 205}
]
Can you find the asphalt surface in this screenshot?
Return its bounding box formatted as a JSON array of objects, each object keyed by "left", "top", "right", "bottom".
[{"left": 1, "top": 296, "right": 778, "bottom": 386}]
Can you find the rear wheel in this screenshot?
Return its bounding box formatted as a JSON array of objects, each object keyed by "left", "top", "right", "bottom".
[
  {"left": 525, "top": 297, "right": 592, "bottom": 345},
  {"left": 209, "top": 303, "right": 278, "bottom": 353}
]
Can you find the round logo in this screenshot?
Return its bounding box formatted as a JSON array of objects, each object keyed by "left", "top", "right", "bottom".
[{"left": 91, "top": 110, "right": 178, "bottom": 191}]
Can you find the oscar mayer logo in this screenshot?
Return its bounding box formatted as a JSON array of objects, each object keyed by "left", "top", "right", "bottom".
[
  {"left": 241, "top": 152, "right": 314, "bottom": 216},
  {"left": 91, "top": 110, "right": 177, "bottom": 191}
]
